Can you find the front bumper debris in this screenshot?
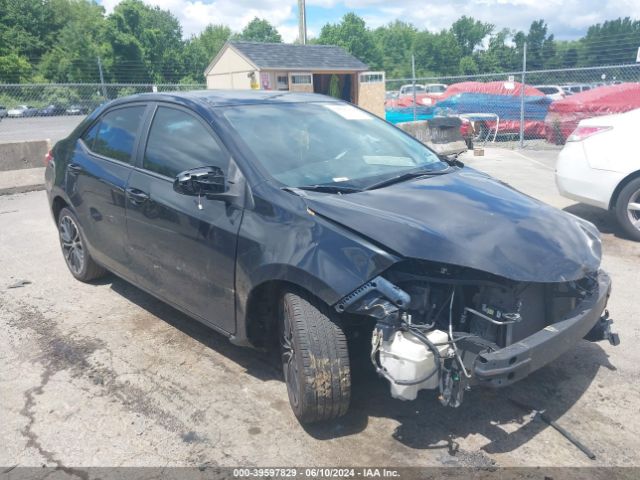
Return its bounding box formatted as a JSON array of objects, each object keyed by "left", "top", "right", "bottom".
[{"left": 474, "top": 270, "right": 614, "bottom": 387}]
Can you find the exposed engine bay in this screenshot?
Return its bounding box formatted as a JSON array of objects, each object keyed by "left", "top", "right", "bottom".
[{"left": 335, "top": 260, "right": 619, "bottom": 407}]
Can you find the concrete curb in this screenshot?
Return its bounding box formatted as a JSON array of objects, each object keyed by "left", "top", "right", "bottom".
[
  {"left": 0, "top": 139, "right": 51, "bottom": 171},
  {"left": 0, "top": 167, "right": 46, "bottom": 196}
]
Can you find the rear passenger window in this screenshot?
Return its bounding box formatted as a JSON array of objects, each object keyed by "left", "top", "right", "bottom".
[
  {"left": 90, "top": 106, "right": 145, "bottom": 163},
  {"left": 143, "top": 107, "right": 227, "bottom": 178}
]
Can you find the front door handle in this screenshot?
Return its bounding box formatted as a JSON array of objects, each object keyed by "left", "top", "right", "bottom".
[
  {"left": 68, "top": 163, "right": 83, "bottom": 174},
  {"left": 126, "top": 187, "right": 150, "bottom": 204}
]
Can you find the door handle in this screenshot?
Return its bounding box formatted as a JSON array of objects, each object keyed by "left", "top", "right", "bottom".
[
  {"left": 126, "top": 187, "right": 150, "bottom": 204},
  {"left": 68, "top": 163, "right": 83, "bottom": 174}
]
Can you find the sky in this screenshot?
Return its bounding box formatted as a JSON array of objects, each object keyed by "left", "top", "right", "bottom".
[{"left": 98, "top": 0, "right": 640, "bottom": 43}]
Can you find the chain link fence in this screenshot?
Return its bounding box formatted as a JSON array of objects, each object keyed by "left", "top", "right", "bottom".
[
  {"left": 0, "top": 83, "right": 205, "bottom": 119},
  {"left": 2, "top": 63, "right": 640, "bottom": 150},
  {"left": 385, "top": 64, "right": 640, "bottom": 149}
]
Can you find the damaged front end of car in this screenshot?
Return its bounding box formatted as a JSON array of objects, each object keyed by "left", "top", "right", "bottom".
[{"left": 335, "top": 260, "right": 619, "bottom": 407}]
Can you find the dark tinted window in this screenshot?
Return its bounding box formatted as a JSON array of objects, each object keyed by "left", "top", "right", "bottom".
[
  {"left": 143, "top": 107, "right": 227, "bottom": 178},
  {"left": 91, "top": 106, "right": 145, "bottom": 163}
]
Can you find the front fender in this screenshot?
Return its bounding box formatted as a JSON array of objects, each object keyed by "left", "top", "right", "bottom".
[{"left": 233, "top": 186, "right": 399, "bottom": 344}]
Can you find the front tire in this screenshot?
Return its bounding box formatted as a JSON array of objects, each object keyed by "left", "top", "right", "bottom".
[
  {"left": 614, "top": 178, "right": 640, "bottom": 241},
  {"left": 280, "top": 290, "right": 351, "bottom": 423},
  {"left": 57, "top": 207, "right": 108, "bottom": 281}
]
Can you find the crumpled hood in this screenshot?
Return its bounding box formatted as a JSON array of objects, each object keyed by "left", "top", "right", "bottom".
[{"left": 305, "top": 168, "right": 601, "bottom": 282}]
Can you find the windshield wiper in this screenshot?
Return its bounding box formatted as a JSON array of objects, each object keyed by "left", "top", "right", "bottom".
[
  {"left": 296, "top": 184, "right": 362, "bottom": 194},
  {"left": 364, "top": 166, "right": 453, "bottom": 191}
]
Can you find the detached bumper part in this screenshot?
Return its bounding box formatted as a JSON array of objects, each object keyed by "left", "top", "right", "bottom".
[{"left": 474, "top": 270, "right": 615, "bottom": 388}]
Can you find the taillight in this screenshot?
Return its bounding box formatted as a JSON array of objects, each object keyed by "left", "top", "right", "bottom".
[
  {"left": 44, "top": 149, "right": 54, "bottom": 166},
  {"left": 567, "top": 126, "right": 612, "bottom": 142}
]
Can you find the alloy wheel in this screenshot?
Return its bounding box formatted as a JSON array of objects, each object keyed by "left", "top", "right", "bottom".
[
  {"left": 59, "top": 215, "right": 85, "bottom": 275},
  {"left": 627, "top": 188, "right": 640, "bottom": 233}
]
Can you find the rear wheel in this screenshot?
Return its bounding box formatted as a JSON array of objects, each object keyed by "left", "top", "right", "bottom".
[
  {"left": 280, "top": 290, "right": 351, "bottom": 423},
  {"left": 614, "top": 178, "right": 640, "bottom": 241},
  {"left": 57, "top": 207, "right": 108, "bottom": 281}
]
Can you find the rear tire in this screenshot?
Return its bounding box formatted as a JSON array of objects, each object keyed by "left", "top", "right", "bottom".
[
  {"left": 57, "top": 207, "right": 108, "bottom": 282},
  {"left": 614, "top": 178, "right": 640, "bottom": 241},
  {"left": 280, "top": 290, "right": 351, "bottom": 423}
]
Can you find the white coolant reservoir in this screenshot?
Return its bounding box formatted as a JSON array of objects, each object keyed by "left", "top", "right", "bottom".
[{"left": 378, "top": 329, "right": 449, "bottom": 401}]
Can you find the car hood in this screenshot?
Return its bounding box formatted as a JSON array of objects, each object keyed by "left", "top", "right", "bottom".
[{"left": 304, "top": 168, "right": 601, "bottom": 283}]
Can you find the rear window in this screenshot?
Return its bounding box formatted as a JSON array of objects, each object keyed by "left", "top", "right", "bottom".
[
  {"left": 537, "top": 87, "right": 559, "bottom": 94},
  {"left": 85, "top": 106, "right": 145, "bottom": 163}
]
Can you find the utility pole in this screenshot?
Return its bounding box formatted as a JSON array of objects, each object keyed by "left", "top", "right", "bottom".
[
  {"left": 297, "top": 0, "right": 307, "bottom": 45},
  {"left": 412, "top": 54, "right": 417, "bottom": 121},
  {"left": 97, "top": 56, "right": 107, "bottom": 100},
  {"left": 519, "top": 42, "right": 527, "bottom": 148}
]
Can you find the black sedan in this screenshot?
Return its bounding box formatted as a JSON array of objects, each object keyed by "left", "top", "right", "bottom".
[
  {"left": 38, "top": 104, "right": 66, "bottom": 116},
  {"left": 45, "top": 91, "right": 618, "bottom": 423}
]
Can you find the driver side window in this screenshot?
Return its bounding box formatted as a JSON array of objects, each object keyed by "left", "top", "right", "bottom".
[{"left": 143, "top": 106, "right": 228, "bottom": 178}]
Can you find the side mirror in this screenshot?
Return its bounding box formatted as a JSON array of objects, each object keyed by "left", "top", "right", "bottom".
[{"left": 174, "top": 166, "right": 226, "bottom": 197}]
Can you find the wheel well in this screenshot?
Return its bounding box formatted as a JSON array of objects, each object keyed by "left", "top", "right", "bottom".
[
  {"left": 609, "top": 170, "right": 640, "bottom": 210},
  {"left": 245, "top": 280, "right": 324, "bottom": 349},
  {"left": 52, "top": 196, "right": 69, "bottom": 222}
]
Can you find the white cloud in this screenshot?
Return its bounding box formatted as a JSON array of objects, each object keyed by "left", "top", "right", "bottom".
[
  {"left": 101, "top": 0, "right": 297, "bottom": 40},
  {"left": 100, "top": 0, "right": 639, "bottom": 43}
]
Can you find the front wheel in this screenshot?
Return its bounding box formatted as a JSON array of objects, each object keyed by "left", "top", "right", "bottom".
[
  {"left": 614, "top": 178, "right": 640, "bottom": 241},
  {"left": 280, "top": 290, "right": 351, "bottom": 423},
  {"left": 57, "top": 207, "right": 108, "bottom": 281}
]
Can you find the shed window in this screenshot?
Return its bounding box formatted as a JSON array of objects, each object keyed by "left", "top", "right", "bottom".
[
  {"left": 291, "top": 73, "right": 312, "bottom": 85},
  {"left": 360, "top": 72, "right": 385, "bottom": 84}
]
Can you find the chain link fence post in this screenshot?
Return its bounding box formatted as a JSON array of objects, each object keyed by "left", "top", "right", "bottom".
[{"left": 519, "top": 42, "right": 527, "bottom": 149}]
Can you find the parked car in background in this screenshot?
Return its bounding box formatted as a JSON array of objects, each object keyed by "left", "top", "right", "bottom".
[
  {"left": 65, "top": 105, "right": 89, "bottom": 115},
  {"left": 562, "top": 84, "right": 592, "bottom": 95},
  {"left": 399, "top": 84, "right": 426, "bottom": 96},
  {"left": 545, "top": 83, "right": 640, "bottom": 144},
  {"left": 45, "top": 91, "right": 617, "bottom": 423},
  {"left": 7, "top": 105, "right": 38, "bottom": 118},
  {"left": 0, "top": 105, "right": 7, "bottom": 118},
  {"left": 534, "top": 85, "right": 566, "bottom": 101},
  {"left": 39, "top": 104, "right": 66, "bottom": 116},
  {"left": 424, "top": 83, "right": 447, "bottom": 95},
  {"left": 556, "top": 108, "right": 640, "bottom": 240}
]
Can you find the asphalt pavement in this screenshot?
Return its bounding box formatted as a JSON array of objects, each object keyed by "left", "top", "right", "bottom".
[{"left": 0, "top": 148, "right": 639, "bottom": 468}]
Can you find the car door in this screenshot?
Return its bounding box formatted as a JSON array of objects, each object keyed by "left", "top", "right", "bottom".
[
  {"left": 125, "top": 104, "right": 242, "bottom": 334},
  {"left": 66, "top": 104, "right": 148, "bottom": 275}
]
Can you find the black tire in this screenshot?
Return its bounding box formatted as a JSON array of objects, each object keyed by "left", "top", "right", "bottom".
[
  {"left": 280, "top": 290, "right": 351, "bottom": 423},
  {"left": 57, "top": 207, "right": 108, "bottom": 281},
  {"left": 614, "top": 178, "right": 640, "bottom": 241}
]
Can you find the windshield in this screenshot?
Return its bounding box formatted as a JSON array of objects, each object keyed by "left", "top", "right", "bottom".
[
  {"left": 222, "top": 102, "right": 446, "bottom": 189},
  {"left": 426, "top": 85, "right": 446, "bottom": 93}
]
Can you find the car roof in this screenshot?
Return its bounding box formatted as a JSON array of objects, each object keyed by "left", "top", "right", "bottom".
[{"left": 106, "top": 90, "right": 341, "bottom": 110}]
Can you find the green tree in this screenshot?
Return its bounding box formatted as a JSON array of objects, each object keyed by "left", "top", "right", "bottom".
[
  {"left": 0, "top": 0, "right": 69, "bottom": 58},
  {"left": 0, "top": 53, "right": 32, "bottom": 83},
  {"left": 459, "top": 55, "right": 479, "bottom": 74},
  {"left": 236, "top": 18, "right": 282, "bottom": 43},
  {"left": 373, "top": 21, "right": 417, "bottom": 77},
  {"left": 451, "top": 16, "right": 494, "bottom": 57},
  {"left": 582, "top": 17, "right": 640, "bottom": 66},
  {"left": 413, "top": 30, "right": 461, "bottom": 75},
  {"left": 105, "top": 0, "right": 184, "bottom": 83},
  {"left": 38, "top": 0, "right": 110, "bottom": 83},
  {"left": 523, "top": 20, "right": 554, "bottom": 70},
  {"left": 317, "top": 13, "right": 382, "bottom": 69},
  {"left": 476, "top": 29, "right": 520, "bottom": 72},
  {"left": 183, "top": 24, "right": 231, "bottom": 82}
]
